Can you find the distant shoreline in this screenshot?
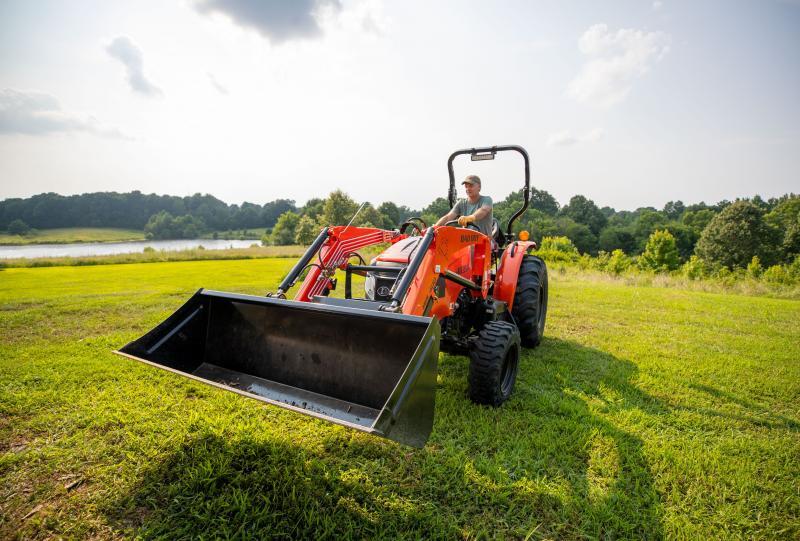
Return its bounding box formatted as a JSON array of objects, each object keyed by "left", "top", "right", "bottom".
[{"left": 0, "top": 227, "right": 263, "bottom": 246}]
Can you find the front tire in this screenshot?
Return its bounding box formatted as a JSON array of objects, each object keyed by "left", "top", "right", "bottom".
[
  {"left": 468, "top": 321, "right": 521, "bottom": 406},
  {"left": 512, "top": 255, "right": 548, "bottom": 348}
]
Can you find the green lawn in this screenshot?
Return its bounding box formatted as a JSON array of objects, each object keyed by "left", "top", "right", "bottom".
[
  {"left": 0, "top": 228, "right": 145, "bottom": 245},
  {"left": 1, "top": 260, "right": 798, "bottom": 539},
  {"left": 0, "top": 245, "right": 306, "bottom": 269}
]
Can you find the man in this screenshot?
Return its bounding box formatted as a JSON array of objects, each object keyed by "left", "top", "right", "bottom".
[{"left": 434, "top": 175, "right": 493, "bottom": 237}]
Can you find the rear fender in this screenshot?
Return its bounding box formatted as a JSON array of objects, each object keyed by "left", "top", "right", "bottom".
[{"left": 494, "top": 241, "right": 538, "bottom": 311}]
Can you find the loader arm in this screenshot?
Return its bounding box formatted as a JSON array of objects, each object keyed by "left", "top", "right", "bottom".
[{"left": 293, "top": 226, "right": 399, "bottom": 302}]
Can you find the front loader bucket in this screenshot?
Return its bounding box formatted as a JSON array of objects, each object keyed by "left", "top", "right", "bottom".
[{"left": 115, "top": 289, "right": 440, "bottom": 447}]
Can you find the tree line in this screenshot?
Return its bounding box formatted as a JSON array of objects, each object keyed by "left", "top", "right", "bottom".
[
  {"left": 0, "top": 191, "right": 295, "bottom": 238},
  {"left": 2, "top": 188, "right": 798, "bottom": 270}
]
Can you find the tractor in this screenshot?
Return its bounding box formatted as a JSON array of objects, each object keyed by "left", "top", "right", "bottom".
[{"left": 116, "top": 145, "right": 548, "bottom": 447}]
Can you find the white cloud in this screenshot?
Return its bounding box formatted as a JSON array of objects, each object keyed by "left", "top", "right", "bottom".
[
  {"left": 583, "top": 127, "right": 604, "bottom": 142},
  {"left": 106, "top": 37, "right": 163, "bottom": 97},
  {"left": 653, "top": 1, "right": 663, "bottom": 11},
  {"left": 0, "top": 88, "right": 128, "bottom": 139},
  {"left": 324, "top": 0, "right": 387, "bottom": 36},
  {"left": 547, "top": 128, "right": 604, "bottom": 147},
  {"left": 547, "top": 131, "right": 578, "bottom": 147},
  {"left": 567, "top": 23, "right": 670, "bottom": 108},
  {"left": 207, "top": 73, "right": 229, "bottom": 95}
]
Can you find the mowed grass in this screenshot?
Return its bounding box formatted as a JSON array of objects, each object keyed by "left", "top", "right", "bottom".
[
  {"left": 0, "top": 259, "right": 798, "bottom": 540},
  {"left": 0, "top": 245, "right": 306, "bottom": 269},
  {"left": 0, "top": 228, "right": 146, "bottom": 245}
]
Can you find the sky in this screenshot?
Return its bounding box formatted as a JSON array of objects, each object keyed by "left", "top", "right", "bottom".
[{"left": 0, "top": 0, "right": 798, "bottom": 211}]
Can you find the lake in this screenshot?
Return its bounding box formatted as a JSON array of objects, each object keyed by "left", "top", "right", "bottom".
[{"left": 0, "top": 239, "right": 259, "bottom": 259}]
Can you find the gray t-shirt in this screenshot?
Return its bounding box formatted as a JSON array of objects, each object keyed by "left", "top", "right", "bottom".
[{"left": 452, "top": 195, "right": 493, "bottom": 237}]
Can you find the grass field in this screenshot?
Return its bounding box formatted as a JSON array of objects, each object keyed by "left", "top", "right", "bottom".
[
  {"left": 1, "top": 259, "right": 798, "bottom": 539},
  {"left": 0, "top": 245, "right": 306, "bottom": 269},
  {"left": 0, "top": 228, "right": 146, "bottom": 245}
]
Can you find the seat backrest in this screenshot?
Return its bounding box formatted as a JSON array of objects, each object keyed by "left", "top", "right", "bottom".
[{"left": 491, "top": 218, "right": 505, "bottom": 247}]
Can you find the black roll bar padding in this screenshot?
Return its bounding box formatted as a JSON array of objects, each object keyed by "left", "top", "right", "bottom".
[
  {"left": 446, "top": 145, "right": 531, "bottom": 240},
  {"left": 276, "top": 227, "right": 330, "bottom": 293},
  {"left": 385, "top": 226, "right": 435, "bottom": 310}
]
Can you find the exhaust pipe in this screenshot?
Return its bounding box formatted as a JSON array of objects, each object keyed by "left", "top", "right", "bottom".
[{"left": 115, "top": 289, "right": 440, "bottom": 447}]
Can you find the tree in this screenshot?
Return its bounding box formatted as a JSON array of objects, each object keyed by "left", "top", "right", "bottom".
[
  {"left": 607, "top": 210, "right": 638, "bottom": 228},
  {"left": 530, "top": 187, "right": 559, "bottom": 215},
  {"left": 271, "top": 211, "right": 300, "bottom": 245},
  {"left": 144, "top": 211, "right": 177, "bottom": 239},
  {"left": 7, "top": 219, "right": 30, "bottom": 235},
  {"left": 765, "top": 195, "right": 800, "bottom": 262},
  {"left": 420, "top": 197, "right": 452, "bottom": 226},
  {"left": 663, "top": 222, "right": 699, "bottom": 261},
  {"left": 560, "top": 195, "right": 607, "bottom": 235},
  {"left": 783, "top": 218, "right": 800, "bottom": 262},
  {"left": 173, "top": 214, "right": 205, "bottom": 238},
  {"left": 682, "top": 209, "right": 716, "bottom": 233},
  {"left": 378, "top": 201, "right": 401, "bottom": 226},
  {"left": 144, "top": 211, "right": 206, "bottom": 239},
  {"left": 663, "top": 200, "right": 686, "bottom": 220},
  {"left": 694, "top": 200, "right": 782, "bottom": 269},
  {"left": 230, "top": 202, "right": 262, "bottom": 229},
  {"left": 598, "top": 226, "right": 638, "bottom": 254},
  {"left": 606, "top": 249, "right": 632, "bottom": 275},
  {"left": 521, "top": 210, "right": 559, "bottom": 243},
  {"left": 422, "top": 197, "right": 451, "bottom": 218},
  {"left": 299, "top": 198, "right": 325, "bottom": 221},
  {"left": 556, "top": 217, "right": 597, "bottom": 254},
  {"left": 493, "top": 190, "right": 527, "bottom": 227},
  {"left": 294, "top": 215, "right": 318, "bottom": 245},
  {"left": 765, "top": 195, "right": 800, "bottom": 230},
  {"left": 321, "top": 190, "right": 359, "bottom": 226},
  {"left": 638, "top": 230, "right": 680, "bottom": 272},
  {"left": 540, "top": 235, "right": 579, "bottom": 256},
  {"left": 261, "top": 199, "right": 297, "bottom": 227},
  {"left": 354, "top": 203, "right": 386, "bottom": 228},
  {"left": 633, "top": 209, "right": 668, "bottom": 250}
]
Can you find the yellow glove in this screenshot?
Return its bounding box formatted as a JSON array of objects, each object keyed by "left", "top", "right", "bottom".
[{"left": 457, "top": 215, "right": 475, "bottom": 227}]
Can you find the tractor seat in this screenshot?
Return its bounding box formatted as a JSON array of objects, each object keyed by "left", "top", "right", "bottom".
[{"left": 491, "top": 218, "right": 505, "bottom": 250}]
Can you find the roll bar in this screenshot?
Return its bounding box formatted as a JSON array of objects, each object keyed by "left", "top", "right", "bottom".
[{"left": 447, "top": 145, "right": 531, "bottom": 240}]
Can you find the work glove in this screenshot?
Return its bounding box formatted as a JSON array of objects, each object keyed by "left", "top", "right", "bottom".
[{"left": 457, "top": 215, "right": 475, "bottom": 227}]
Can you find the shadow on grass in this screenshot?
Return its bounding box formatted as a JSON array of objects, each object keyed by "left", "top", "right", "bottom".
[
  {"left": 687, "top": 382, "right": 800, "bottom": 430},
  {"left": 105, "top": 338, "right": 665, "bottom": 540}
]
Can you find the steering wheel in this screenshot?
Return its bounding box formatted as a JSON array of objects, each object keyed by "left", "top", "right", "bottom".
[
  {"left": 399, "top": 217, "right": 427, "bottom": 236},
  {"left": 444, "top": 219, "right": 481, "bottom": 232}
]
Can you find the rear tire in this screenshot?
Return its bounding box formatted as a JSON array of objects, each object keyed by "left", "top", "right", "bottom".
[
  {"left": 468, "top": 321, "right": 521, "bottom": 406},
  {"left": 512, "top": 255, "right": 548, "bottom": 348}
]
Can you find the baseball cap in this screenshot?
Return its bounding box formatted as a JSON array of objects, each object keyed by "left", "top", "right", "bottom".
[{"left": 461, "top": 175, "right": 481, "bottom": 186}]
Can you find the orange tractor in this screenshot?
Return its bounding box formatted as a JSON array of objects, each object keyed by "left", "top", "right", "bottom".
[{"left": 116, "top": 145, "right": 548, "bottom": 447}]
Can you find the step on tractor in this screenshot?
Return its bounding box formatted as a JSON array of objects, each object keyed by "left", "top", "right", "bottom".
[{"left": 116, "top": 145, "right": 548, "bottom": 448}]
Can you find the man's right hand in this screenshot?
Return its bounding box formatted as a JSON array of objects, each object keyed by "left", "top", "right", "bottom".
[{"left": 457, "top": 215, "right": 475, "bottom": 227}]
